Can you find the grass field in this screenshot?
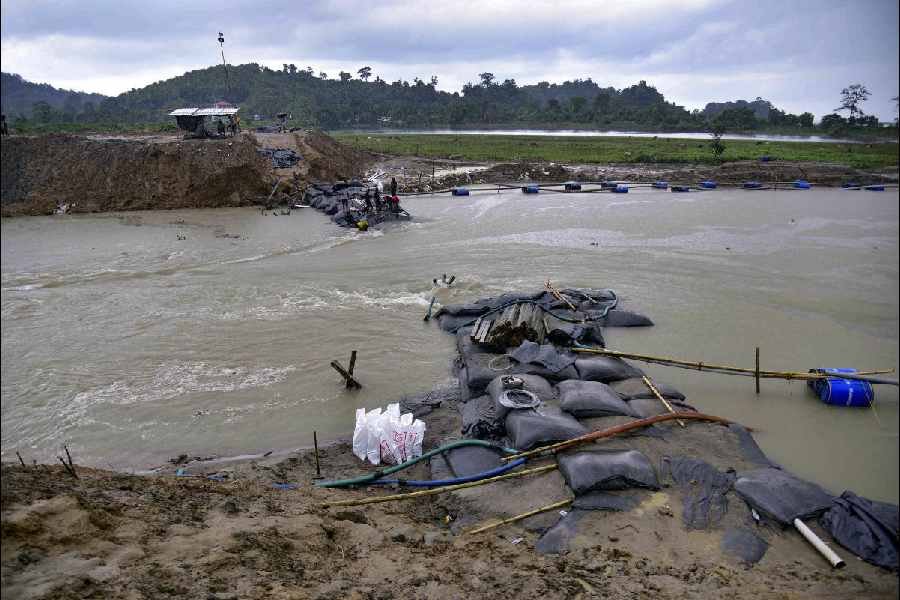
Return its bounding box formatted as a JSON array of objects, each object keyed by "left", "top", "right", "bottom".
[{"left": 334, "top": 133, "right": 899, "bottom": 169}]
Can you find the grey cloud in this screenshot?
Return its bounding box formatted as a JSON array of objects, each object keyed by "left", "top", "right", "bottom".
[{"left": 1, "top": 0, "right": 897, "bottom": 118}]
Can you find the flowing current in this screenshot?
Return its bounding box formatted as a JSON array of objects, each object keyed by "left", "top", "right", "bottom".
[{"left": 2, "top": 188, "right": 898, "bottom": 502}]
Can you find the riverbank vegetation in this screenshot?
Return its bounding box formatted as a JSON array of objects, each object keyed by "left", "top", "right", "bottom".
[{"left": 335, "top": 133, "right": 900, "bottom": 169}]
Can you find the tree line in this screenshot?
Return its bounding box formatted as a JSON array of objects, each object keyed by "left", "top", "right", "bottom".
[{"left": 2, "top": 65, "right": 896, "bottom": 137}]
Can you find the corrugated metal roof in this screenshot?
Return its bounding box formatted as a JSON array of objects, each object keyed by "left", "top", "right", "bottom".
[
  {"left": 168, "top": 107, "right": 240, "bottom": 116},
  {"left": 194, "top": 107, "right": 240, "bottom": 116}
]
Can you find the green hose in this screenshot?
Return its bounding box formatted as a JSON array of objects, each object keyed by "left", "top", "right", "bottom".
[{"left": 315, "top": 439, "right": 518, "bottom": 488}]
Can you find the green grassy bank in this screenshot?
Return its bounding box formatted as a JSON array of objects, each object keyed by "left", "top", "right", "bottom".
[{"left": 333, "top": 133, "right": 899, "bottom": 170}]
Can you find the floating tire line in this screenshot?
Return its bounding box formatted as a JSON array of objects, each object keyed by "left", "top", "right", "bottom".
[{"left": 397, "top": 181, "right": 897, "bottom": 197}]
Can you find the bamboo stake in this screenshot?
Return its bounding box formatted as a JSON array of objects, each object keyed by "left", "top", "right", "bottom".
[
  {"left": 502, "top": 412, "right": 735, "bottom": 463},
  {"left": 572, "top": 347, "right": 894, "bottom": 383},
  {"left": 545, "top": 280, "right": 577, "bottom": 312},
  {"left": 467, "top": 499, "right": 573, "bottom": 535},
  {"left": 321, "top": 464, "right": 558, "bottom": 508},
  {"left": 642, "top": 376, "right": 685, "bottom": 427},
  {"left": 755, "top": 347, "right": 761, "bottom": 394}
]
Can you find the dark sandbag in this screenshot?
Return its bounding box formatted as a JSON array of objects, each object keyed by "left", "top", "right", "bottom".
[
  {"left": 611, "top": 378, "right": 685, "bottom": 401},
  {"left": 438, "top": 313, "right": 477, "bottom": 333},
  {"left": 721, "top": 528, "right": 769, "bottom": 564},
  {"left": 734, "top": 467, "right": 834, "bottom": 526},
  {"left": 558, "top": 450, "right": 659, "bottom": 494},
  {"left": 505, "top": 408, "right": 587, "bottom": 451},
  {"left": 460, "top": 352, "right": 513, "bottom": 394},
  {"left": 663, "top": 456, "right": 735, "bottom": 530},
  {"left": 437, "top": 291, "right": 545, "bottom": 318},
  {"left": 509, "top": 340, "right": 577, "bottom": 373},
  {"left": 430, "top": 444, "right": 506, "bottom": 481},
  {"left": 820, "top": 491, "right": 899, "bottom": 570},
  {"left": 544, "top": 320, "right": 606, "bottom": 347},
  {"left": 461, "top": 395, "right": 504, "bottom": 439},
  {"left": 627, "top": 398, "right": 697, "bottom": 419},
  {"left": 399, "top": 385, "right": 459, "bottom": 419},
  {"left": 557, "top": 380, "right": 635, "bottom": 418},
  {"left": 574, "top": 356, "right": 644, "bottom": 383},
  {"left": 513, "top": 362, "right": 579, "bottom": 382},
  {"left": 486, "top": 374, "right": 554, "bottom": 419},
  {"left": 571, "top": 490, "right": 640, "bottom": 511},
  {"left": 593, "top": 309, "right": 654, "bottom": 327},
  {"left": 536, "top": 510, "right": 586, "bottom": 555}
]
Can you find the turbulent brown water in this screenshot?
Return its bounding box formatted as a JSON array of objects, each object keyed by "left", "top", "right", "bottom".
[{"left": 2, "top": 188, "right": 898, "bottom": 502}]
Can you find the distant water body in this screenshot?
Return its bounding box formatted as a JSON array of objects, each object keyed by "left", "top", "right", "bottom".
[{"left": 338, "top": 128, "right": 859, "bottom": 143}]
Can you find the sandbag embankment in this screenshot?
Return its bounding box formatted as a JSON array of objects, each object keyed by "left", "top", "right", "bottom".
[{"left": 1, "top": 134, "right": 271, "bottom": 216}]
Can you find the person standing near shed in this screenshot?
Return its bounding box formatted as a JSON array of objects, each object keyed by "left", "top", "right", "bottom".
[{"left": 390, "top": 177, "right": 398, "bottom": 197}]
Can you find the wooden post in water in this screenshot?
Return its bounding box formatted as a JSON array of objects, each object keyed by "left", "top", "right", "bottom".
[
  {"left": 331, "top": 360, "right": 361, "bottom": 389},
  {"left": 313, "top": 431, "right": 323, "bottom": 479},
  {"left": 755, "top": 347, "right": 760, "bottom": 394}
]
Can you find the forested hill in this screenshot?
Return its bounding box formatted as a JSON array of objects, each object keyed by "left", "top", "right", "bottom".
[
  {"left": 64, "top": 64, "right": 711, "bottom": 130},
  {"left": 1, "top": 72, "right": 107, "bottom": 119},
  {"left": 3, "top": 64, "right": 826, "bottom": 131}
]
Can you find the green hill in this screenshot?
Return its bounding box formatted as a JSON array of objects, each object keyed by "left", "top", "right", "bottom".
[{"left": 1, "top": 72, "right": 107, "bottom": 119}]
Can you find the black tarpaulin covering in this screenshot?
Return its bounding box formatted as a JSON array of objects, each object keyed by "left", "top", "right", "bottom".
[
  {"left": 820, "top": 491, "right": 899, "bottom": 570},
  {"left": 662, "top": 456, "right": 735, "bottom": 530},
  {"left": 734, "top": 467, "right": 834, "bottom": 526}
]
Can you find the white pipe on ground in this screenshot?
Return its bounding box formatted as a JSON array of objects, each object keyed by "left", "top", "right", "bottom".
[{"left": 793, "top": 518, "right": 846, "bottom": 568}]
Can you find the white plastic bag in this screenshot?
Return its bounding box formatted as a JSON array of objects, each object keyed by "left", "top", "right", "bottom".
[
  {"left": 352, "top": 407, "right": 368, "bottom": 461},
  {"left": 351, "top": 403, "right": 427, "bottom": 465},
  {"left": 384, "top": 414, "right": 426, "bottom": 465},
  {"left": 365, "top": 407, "right": 383, "bottom": 465}
]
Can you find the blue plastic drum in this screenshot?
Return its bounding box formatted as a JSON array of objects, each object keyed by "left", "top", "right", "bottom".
[
  {"left": 522, "top": 184, "right": 540, "bottom": 194},
  {"left": 807, "top": 368, "right": 874, "bottom": 407},
  {"left": 451, "top": 187, "right": 470, "bottom": 196}
]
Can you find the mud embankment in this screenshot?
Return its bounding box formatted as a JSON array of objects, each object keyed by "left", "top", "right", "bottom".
[{"left": 0, "top": 132, "right": 372, "bottom": 217}]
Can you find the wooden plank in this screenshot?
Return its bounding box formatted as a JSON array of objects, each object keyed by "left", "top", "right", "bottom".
[{"left": 331, "top": 360, "right": 361, "bottom": 389}]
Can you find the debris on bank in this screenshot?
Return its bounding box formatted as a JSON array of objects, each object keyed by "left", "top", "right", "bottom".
[
  {"left": 303, "top": 181, "right": 411, "bottom": 229},
  {"left": 257, "top": 147, "right": 302, "bottom": 169},
  {"left": 319, "top": 284, "right": 899, "bottom": 572}
]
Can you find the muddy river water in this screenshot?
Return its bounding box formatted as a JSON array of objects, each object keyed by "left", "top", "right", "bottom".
[{"left": 2, "top": 188, "right": 898, "bottom": 502}]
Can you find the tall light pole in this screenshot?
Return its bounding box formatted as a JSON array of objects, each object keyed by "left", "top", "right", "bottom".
[{"left": 218, "top": 32, "right": 230, "bottom": 100}]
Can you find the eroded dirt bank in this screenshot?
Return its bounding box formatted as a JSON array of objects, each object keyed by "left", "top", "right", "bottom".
[
  {"left": 0, "top": 132, "right": 371, "bottom": 217},
  {"left": 2, "top": 397, "right": 897, "bottom": 600}
]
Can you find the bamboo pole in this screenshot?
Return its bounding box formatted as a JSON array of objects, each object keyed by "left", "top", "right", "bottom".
[
  {"left": 321, "top": 464, "right": 558, "bottom": 508},
  {"left": 572, "top": 346, "right": 894, "bottom": 383},
  {"left": 467, "top": 499, "right": 573, "bottom": 535},
  {"left": 755, "top": 347, "right": 761, "bottom": 394},
  {"left": 502, "top": 412, "right": 734, "bottom": 463},
  {"left": 642, "top": 376, "right": 685, "bottom": 427},
  {"left": 545, "top": 280, "right": 578, "bottom": 312}
]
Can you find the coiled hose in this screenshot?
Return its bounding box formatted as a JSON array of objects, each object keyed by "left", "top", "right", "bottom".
[{"left": 315, "top": 438, "right": 518, "bottom": 488}]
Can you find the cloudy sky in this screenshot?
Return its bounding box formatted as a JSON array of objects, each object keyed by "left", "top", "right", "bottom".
[{"left": 2, "top": 0, "right": 898, "bottom": 119}]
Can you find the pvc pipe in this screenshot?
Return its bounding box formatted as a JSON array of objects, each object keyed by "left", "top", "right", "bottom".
[{"left": 793, "top": 518, "right": 845, "bottom": 568}]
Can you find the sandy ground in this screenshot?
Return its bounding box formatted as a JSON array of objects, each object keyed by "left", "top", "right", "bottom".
[{"left": 2, "top": 397, "right": 897, "bottom": 600}]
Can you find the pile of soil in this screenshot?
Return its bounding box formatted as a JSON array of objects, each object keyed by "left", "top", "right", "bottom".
[
  {"left": 0, "top": 131, "right": 372, "bottom": 217},
  {"left": 0, "top": 134, "right": 271, "bottom": 216}
]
